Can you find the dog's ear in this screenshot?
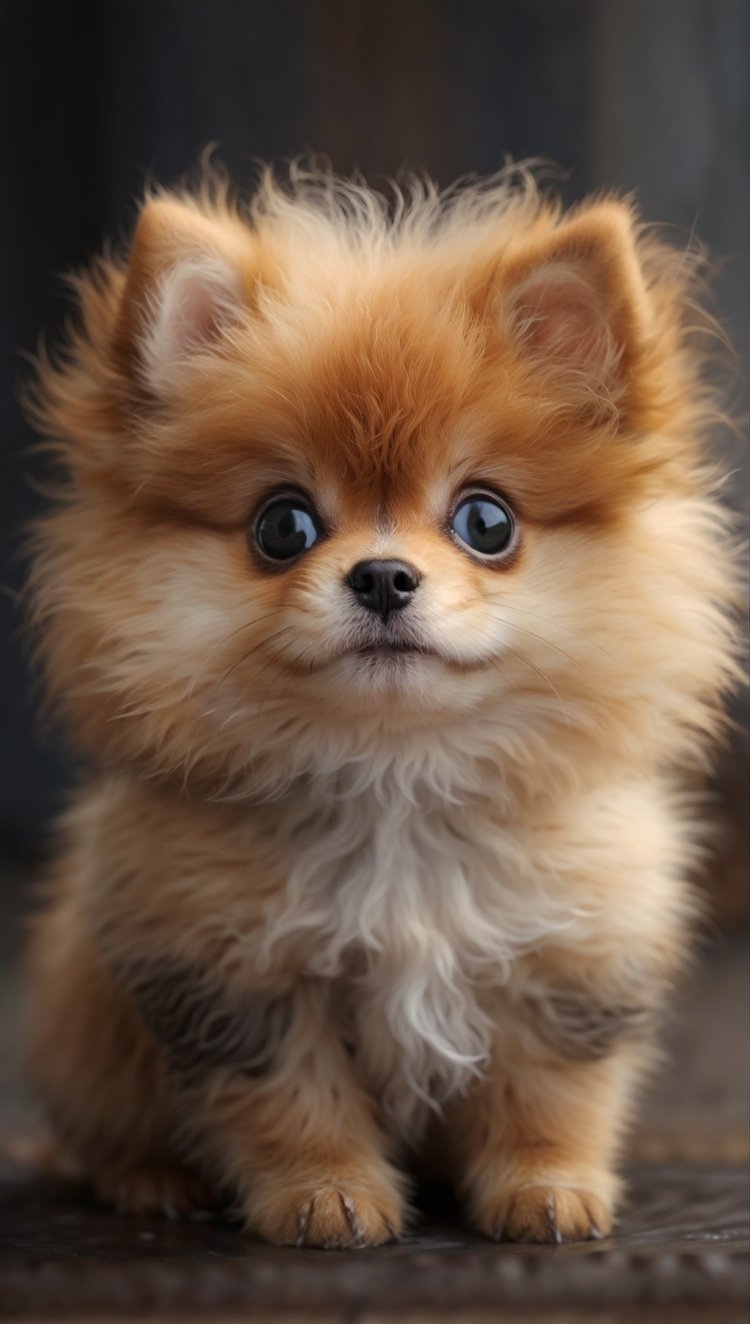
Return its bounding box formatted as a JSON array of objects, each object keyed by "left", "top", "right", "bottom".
[
  {"left": 115, "top": 196, "right": 256, "bottom": 396},
  {"left": 497, "top": 201, "right": 652, "bottom": 420}
]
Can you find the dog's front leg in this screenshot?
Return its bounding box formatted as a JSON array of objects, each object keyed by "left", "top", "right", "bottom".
[
  {"left": 131, "top": 965, "right": 406, "bottom": 1247},
  {"left": 446, "top": 1016, "right": 645, "bottom": 1243}
]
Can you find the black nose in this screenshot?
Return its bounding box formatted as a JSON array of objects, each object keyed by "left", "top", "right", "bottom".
[{"left": 347, "top": 558, "right": 420, "bottom": 619}]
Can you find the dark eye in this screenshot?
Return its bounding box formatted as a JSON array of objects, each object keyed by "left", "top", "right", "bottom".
[
  {"left": 255, "top": 498, "right": 321, "bottom": 562},
  {"left": 451, "top": 493, "right": 516, "bottom": 558}
]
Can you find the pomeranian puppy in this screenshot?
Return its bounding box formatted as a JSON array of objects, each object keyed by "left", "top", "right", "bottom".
[{"left": 24, "top": 164, "right": 738, "bottom": 1247}]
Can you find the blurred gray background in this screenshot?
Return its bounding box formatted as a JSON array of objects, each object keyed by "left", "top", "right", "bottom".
[{"left": 0, "top": 0, "right": 747, "bottom": 927}]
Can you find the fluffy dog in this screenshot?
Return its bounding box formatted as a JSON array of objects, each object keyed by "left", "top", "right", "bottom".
[{"left": 24, "top": 165, "right": 738, "bottom": 1246}]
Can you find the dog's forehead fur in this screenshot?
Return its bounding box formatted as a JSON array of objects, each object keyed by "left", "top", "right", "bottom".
[
  {"left": 33, "top": 167, "right": 708, "bottom": 532},
  {"left": 132, "top": 246, "right": 662, "bottom": 529},
  {"left": 217, "top": 259, "right": 484, "bottom": 495}
]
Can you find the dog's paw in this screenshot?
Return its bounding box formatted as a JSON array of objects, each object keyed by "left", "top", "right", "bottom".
[
  {"left": 95, "top": 1162, "right": 219, "bottom": 1218},
  {"left": 475, "top": 1183, "right": 612, "bottom": 1244},
  {"left": 249, "top": 1179, "right": 403, "bottom": 1248}
]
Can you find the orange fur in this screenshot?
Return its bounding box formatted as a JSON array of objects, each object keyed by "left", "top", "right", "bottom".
[{"left": 24, "top": 164, "right": 740, "bottom": 1246}]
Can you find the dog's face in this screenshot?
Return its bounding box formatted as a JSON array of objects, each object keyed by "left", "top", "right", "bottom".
[{"left": 31, "top": 177, "right": 721, "bottom": 793}]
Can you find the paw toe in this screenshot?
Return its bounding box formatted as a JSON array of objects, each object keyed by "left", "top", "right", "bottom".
[
  {"left": 254, "top": 1181, "right": 402, "bottom": 1248},
  {"left": 480, "top": 1184, "right": 612, "bottom": 1244}
]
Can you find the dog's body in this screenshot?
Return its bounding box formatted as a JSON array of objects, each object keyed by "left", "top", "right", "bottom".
[{"left": 25, "top": 167, "right": 737, "bottom": 1245}]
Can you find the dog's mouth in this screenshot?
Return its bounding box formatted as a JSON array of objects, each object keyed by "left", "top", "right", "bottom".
[
  {"left": 353, "top": 640, "right": 434, "bottom": 660},
  {"left": 280, "top": 632, "right": 442, "bottom": 678},
  {"left": 341, "top": 624, "right": 440, "bottom": 664},
  {"left": 341, "top": 636, "right": 491, "bottom": 675}
]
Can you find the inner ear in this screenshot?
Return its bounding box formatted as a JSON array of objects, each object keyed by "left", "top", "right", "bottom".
[
  {"left": 498, "top": 202, "right": 652, "bottom": 417},
  {"left": 114, "top": 195, "right": 255, "bottom": 396},
  {"left": 144, "top": 255, "right": 244, "bottom": 382},
  {"left": 510, "top": 264, "right": 613, "bottom": 365}
]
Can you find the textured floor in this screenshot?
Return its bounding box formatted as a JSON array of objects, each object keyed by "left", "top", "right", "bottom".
[{"left": 0, "top": 1164, "right": 747, "bottom": 1320}]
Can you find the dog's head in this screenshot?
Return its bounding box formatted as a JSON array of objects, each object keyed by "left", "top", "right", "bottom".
[{"left": 28, "top": 170, "right": 735, "bottom": 796}]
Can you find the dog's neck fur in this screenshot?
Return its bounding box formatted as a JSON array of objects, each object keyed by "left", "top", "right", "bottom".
[{"left": 248, "top": 746, "right": 588, "bottom": 1133}]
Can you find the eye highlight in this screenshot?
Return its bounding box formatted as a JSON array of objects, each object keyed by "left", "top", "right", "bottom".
[
  {"left": 451, "top": 492, "right": 516, "bottom": 559},
  {"left": 255, "top": 497, "right": 322, "bottom": 563}
]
